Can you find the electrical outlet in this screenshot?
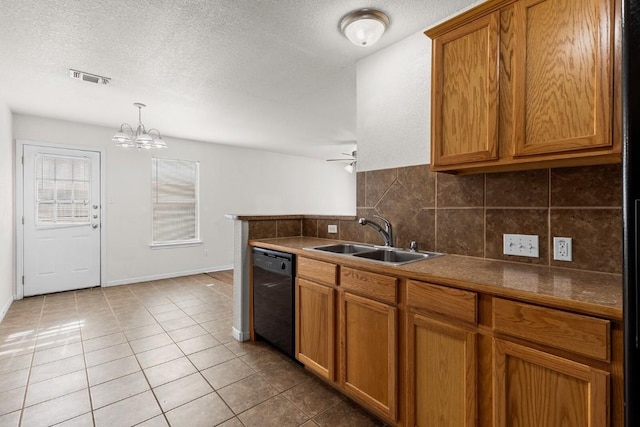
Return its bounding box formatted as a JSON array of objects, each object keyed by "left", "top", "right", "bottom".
[
  {"left": 503, "top": 234, "right": 539, "bottom": 257},
  {"left": 328, "top": 224, "right": 338, "bottom": 234},
  {"left": 553, "top": 237, "right": 572, "bottom": 261}
]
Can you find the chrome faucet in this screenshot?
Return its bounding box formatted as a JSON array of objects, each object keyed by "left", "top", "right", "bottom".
[{"left": 358, "top": 215, "right": 394, "bottom": 247}]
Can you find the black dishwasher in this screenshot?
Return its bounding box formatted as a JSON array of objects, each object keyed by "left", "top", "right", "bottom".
[{"left": 252, "top": 247, "right": 295, "bottom": 359}]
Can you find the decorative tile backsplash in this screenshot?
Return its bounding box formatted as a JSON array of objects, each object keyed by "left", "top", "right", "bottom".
[
  {"left": 245, "top": 163, "right": 622, "bottom": 274},
  {"left": 353, "top": 164, "right": 622, "bottom": 274}
]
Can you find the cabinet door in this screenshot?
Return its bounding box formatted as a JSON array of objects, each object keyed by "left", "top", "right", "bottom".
[
  {"left": 512, "top": 0, "right": 613, "bottom": 156},
  {"left": 406, "top": 312, "right": 477, "bottom": 427},
  {"left": 296, "top": 278, "right": 335, "bottom": 380},
  {"left": 431, "top": 11, "right": 500, "bottom": 167},
  {"left": 340, "top": 292, "right": 397, "bottom": 421},
  {"left": 494, "top": 339, "right": 609, "bottom": 427}
]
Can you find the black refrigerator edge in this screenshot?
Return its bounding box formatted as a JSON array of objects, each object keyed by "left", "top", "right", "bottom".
[{"left": 623, "top": 0, "right": 640, "bottom": 425}]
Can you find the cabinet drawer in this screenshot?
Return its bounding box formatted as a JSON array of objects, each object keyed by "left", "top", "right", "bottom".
[
  {"left": 297, "top": 257, "right": 337, "bottom": 286},
  {"left": 340, "top": 267, "right": 397, "bottom": 305},
  {"left": 407, "top": 280, "right": 477, "bottom": 324},
  {"left": 492, "top": 298, "right": 610, "bottom": 362}
]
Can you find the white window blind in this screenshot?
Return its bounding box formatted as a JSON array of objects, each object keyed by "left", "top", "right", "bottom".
[
  {"left": 152, "top": 158, "right": 199, "bottom": 245},
  {"left": 35, "top": 154, "right": 91, "bottom": 225}
]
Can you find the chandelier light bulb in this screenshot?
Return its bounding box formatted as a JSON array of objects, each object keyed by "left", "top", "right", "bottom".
[{"left": 112, "top": 103, "right": 167, "bottom": 150}]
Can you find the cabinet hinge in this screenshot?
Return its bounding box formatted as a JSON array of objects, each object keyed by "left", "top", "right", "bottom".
[
  {"left": 21, "top": 216, "right": 24, "bottom": 225},
  {"left": 21, "top": 276, "right": 24, "bottom": 285},
  {"left": 21, "top": 156, "right": 24, "bottom": 165}
]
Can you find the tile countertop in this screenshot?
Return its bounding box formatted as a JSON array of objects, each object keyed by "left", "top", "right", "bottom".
[{"left": 249, "top": 236, "right": 623, "bottom": 321}]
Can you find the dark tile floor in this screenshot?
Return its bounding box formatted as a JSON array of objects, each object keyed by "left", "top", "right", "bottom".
[{"left": 0, "top": 272, "right": 385, "bottom": 427}]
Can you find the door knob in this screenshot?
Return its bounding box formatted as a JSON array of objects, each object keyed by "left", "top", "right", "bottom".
[
  {"left": 92, "top": 224, "right": 99, "bottom": 229},
  {"left": 92, "top": 205, "right": 98, "bottom": 209}
]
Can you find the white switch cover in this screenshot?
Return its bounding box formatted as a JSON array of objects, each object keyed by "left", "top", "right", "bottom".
[
  {"left": 328, "top": 224, "right": 338, "bottom": 234},
  {"left": 503, "top": 234, "right": 539, "bottom": 258}
]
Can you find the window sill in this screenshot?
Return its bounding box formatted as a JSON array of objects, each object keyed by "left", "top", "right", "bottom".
[{"left": 150, "top": 240, "right": 203, "bottom": 249}]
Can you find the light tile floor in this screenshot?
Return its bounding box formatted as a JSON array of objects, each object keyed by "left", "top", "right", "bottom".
[{"left": 0, "top": 272, "right": 385, "bottom": 427}]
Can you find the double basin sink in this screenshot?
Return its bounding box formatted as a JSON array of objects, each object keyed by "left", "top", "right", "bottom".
[{"left": 304, "top": 243, "right": 443, "bottom": 266}]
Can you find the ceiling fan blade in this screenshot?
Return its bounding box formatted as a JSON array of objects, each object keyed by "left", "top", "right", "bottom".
[{"left": 326, "top": 149, "right": 356, "bottom": 162}]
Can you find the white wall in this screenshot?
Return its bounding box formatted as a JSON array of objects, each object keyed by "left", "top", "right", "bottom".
[
  {"left": 356, "top": 33, "right": 431, "bottom": 172},
  {"left": 0, "top": 102, "right": 14, "bottom": 319},
  {"left": 13, "top": 114, "right": 356, "bottom": 286},
  {"left": 356, "top": 1, "right": 484, "bottom": 172}
]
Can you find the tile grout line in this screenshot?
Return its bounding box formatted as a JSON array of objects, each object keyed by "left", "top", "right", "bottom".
[
  {"left": 434, "top": 170, "right": 439, "bottom": 252},
  {"left": 17, "top": 291, "right": 46, "bottom": 426},
  {"left": 149, "top": 276, "right": 212, "bottom": 426},
  {"left": 2, "top": 275, "right": 382, "bottom": 426},
  {"left": 169, "top": 275, "right": 254, "bottom": 424},
  {"left": 76, "top": 289, "right": 97, "bottom": 427},
  {"left": 129, "top": 275, "right": 237, "bottom": 425},
  {"left": 18, "top": 298, "right": 45, "bottom": 425},
  {"left": 100, "top": 283, "right": 160, "bottom": 426},
  {"left": 483, "top": 172, "right": 487, "bottom": 259},
  {"left": 276, "top": 378, "right": 343, "bottom": 424},
  {"left": 548, "top": 168, "right": 552, "bottom": 267}
]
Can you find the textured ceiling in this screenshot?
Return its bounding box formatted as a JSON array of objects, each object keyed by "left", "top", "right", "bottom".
[{"left": 0, "top": 0, "right": 477, "bottom": 159}]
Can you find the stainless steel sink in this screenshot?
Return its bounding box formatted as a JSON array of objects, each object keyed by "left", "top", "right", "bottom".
[
  {"left": 309, "top": 243, "right": 377, "bottom": 254},
  {"left": 304, "top": 243, "right": 443, "bottom": 265},
  {"left": 353, "top": 248, "right": 441, "bottom": 265}
]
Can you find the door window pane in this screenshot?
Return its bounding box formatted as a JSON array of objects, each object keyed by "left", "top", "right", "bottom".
[{"left": 35, "top": 154, "right": 91, "bottom": 225}]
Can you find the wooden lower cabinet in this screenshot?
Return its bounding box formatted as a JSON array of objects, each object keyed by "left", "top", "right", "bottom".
[
  {"left": 290, "top": 259, "right": 619, "bottom": 427},
  {"left": 493, "top": 339, "right": 609, "bottom": 427},
  {"left": 340, "top": 291, "right": 397, "bottom": 421},
  {"left": 406, "top": 312, "right": 477, "bottom": 427},
  {"left": 296, "top": 278, "right": 335, "bottom": 380}
]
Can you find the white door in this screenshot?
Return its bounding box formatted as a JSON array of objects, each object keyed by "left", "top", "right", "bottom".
[{"left": 22, "top": 145, "right": 101, "bottom": 296}]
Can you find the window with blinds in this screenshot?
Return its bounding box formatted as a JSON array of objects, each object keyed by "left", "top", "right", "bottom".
[{"left": 151, "top": 158, "right": 199, "bottom": 245}]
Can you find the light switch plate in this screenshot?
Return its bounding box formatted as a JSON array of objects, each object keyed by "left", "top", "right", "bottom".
[
  {"left": 328, "top": 224, "right": 338, "bottom": 234},
  {"left": 503, "top": 234, "right": 539, "bottom": 258}
]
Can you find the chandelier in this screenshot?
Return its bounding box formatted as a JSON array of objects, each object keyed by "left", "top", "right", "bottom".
[{"left": 112, "top": 102, "right": 167, "bottom": 149}]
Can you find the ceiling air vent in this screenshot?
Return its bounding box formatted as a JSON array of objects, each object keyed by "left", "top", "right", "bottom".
[{"left": 69, "top": 69, "right": 110, "bottom": 85}]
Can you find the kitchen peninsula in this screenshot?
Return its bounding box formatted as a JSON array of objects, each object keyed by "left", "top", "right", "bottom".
[{"left": 228, "top": 213, "right": 623, "bottom": 426}]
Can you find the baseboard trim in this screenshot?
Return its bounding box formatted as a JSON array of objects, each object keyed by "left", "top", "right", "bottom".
[
  {"left": 105, "top": 264, "right": 234, "bottom": 287},
  {"left": 0, "top": 296, "right": 13, "bottom": 324},
  {"left": 232, "top": 327, "right": 250, "bottom": 342}
]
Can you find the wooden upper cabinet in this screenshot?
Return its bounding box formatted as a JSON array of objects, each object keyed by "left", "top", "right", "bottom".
[
  {"left": 512, "top": 0, "right": 613, "bottom": 156},
  {"left": 431, "top": 12, "right": 500, "bottom": 166},
  {"left": 426, "top": 0, "right": 620, "bottom": 174}
]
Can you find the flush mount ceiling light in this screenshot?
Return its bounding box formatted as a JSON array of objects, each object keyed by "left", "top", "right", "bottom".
[
  {"left": 340, "top": 9, "right": 390, "bottom": 47},
  {"left": 112, "top": 103, "right": 167, "bottom": 149}
]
